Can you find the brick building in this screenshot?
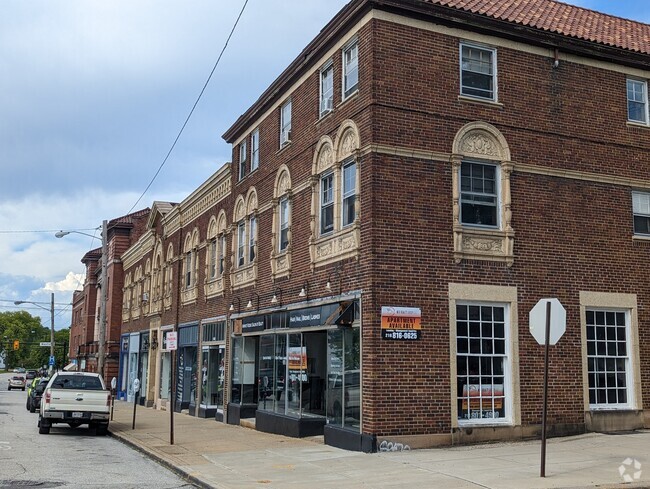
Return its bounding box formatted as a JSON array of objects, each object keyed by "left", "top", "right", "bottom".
[
  {"left": 119, "top": 0, "right": 650, "bottom": 452},
  {"left": 68, "top": 210, "right": 150, "bottom": 384}
]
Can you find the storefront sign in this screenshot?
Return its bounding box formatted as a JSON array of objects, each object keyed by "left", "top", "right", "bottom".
[
  {"left": 289, "top": 306, "right": 322, "bottom": 328},
  {"left": 242, "top": 315, "right": 266, "bottom": 333},
  {"left": 380, "top": 306, "right": 421, "bottom": 340}
]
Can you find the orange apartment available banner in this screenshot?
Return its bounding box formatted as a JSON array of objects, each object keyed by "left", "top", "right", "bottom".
[{"left": 380, "top": 306, "right": 421, "bottom": 340}]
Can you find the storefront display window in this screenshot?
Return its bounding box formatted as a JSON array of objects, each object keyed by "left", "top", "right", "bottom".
[
  {"left": 326, "top": 327, "right": 360, "bottom": 429},
  {"left": 231, "top": 336, "right": 258, "bottom": 404},
  {"left": 159, "top": 351, "right": 171, "bottom": 400},
  {"left": 202, "top": 346, "right": 225, "bottom": 408}
]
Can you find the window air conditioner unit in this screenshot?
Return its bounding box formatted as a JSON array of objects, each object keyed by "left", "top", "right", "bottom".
[
  {"left": 321, "top": 97, "right": 333, "bottom": 113},
  {"left": 142, "top": 292, "right": 149, "bottom": 302},
  {"left": 281, "top": 130, "right": 292, "bottom": 145}
]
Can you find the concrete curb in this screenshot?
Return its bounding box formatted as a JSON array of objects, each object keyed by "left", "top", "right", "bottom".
[{"left": 108, "top": 429, "right": 215, "bottom": 489}]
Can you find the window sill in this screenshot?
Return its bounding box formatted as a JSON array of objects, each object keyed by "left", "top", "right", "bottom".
[
  {"left": 458, "top": 95, "right": 504, "bottom": 109},
  {"left": 316, "top": 108, "right": 334, "bottom": 124},
  {"left": 276, "top": 141, "right": 292, "bottom": 155},
  {"left": 632, "top": 234, "right": 650, "bottom": 242},
  {"left": 181, "top": 285, "right": 198, "bottom": 305},
  {"left": 204, "top": 276, "right": 225, "bottom": 299},
  {"left": 457, "top": 420, "right": 513, "bottom": 428},
  {"left": 453, "top": 225, "right": 514, "bottom": 266},
  {"left": 626, "top": 121, "right": 650, "bottom": 129},
  {"left": 310, "top": 223, "right": 360, "bottom": 269},
  {"left": 231, "top": 262, "right": 257, "bottom": 290},
  {"left": 339, "top": 90, "right": 359, "bottom": 108}
]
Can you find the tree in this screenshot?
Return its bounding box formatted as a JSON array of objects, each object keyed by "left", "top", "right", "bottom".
[{"left": 1, "top": 311, "right": 52, "bottom": 369}]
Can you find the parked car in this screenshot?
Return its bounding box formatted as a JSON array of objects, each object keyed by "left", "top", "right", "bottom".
[
  {"left": 27, "top": 378, "right": 49, "bottom": 413},
  {"left": 39, "top": 372, "right": 111, "bottom": 435},
  {"left": 26, "top": 370, "right": 38, "bottom": 380},
  {"left": 13, "top": 367, "right": 26, "bottom": 374},
  {"left": 8, "top": 376, "right": 26, "bottom": 391}
]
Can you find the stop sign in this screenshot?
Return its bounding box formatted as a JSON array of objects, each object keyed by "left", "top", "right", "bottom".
[{"left": 529, "top": 298, "right": 566, "bottom": 345}]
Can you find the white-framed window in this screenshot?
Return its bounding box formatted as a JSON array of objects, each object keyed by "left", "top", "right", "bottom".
[
  {"left": 320, "top": 172, "right": 334, "bottom": 235},
  {"left": 239, "top": 139, "right": 247, "bottom": 180},
  {"left": 586, "top": 309, "right": 632, "bottom": 408},
  {"left": 248, "top": 215, "right": 257, "bottom": 263},
  {"left": 627, "top": 79, "right": 648, "bottom": 124},
  {"left": 320, "top": 61, "right": 334, "bottom": 116},
  {"left": 460, "top": 43, "right": 497, "bottom": 101},
  {"left": 251, "top": 128, "right": 260, "bottom": 171},
  {"left": 185, "top": 251, "right": 193, "bottom": 288},
  {"left": 209, "top": 239, "right": 217, "bottom": 280},
  {"left": 456, "top": 302, "right": 510, "bottom": 424},
  {"left": 279, "top": 197, "right": 290, "bottom": 252},
  {"left": 237, "top": 221, "right": 245, "bottom": 267},
  {"left": 632, "top": 191, "right": 650, "bottom": 236},
  {"left": 343, "top": 40, "right": 358, "bottom": 99},
  {"left": 280, "top": 100, "right": 292, "bottom": 146},
  {"left": 342, "top": 161, "right": 356, "bottom": 228},
  {"left": 460, "top": 161, "right": 499, "bottom": 227},
  {"left": 219, "top": 235, "right": 226, "bottom": 275}
]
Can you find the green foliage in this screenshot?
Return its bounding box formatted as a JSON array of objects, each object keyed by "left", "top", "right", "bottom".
[{"left": 0, "top": 311, "right": 69, "bottom": 369}]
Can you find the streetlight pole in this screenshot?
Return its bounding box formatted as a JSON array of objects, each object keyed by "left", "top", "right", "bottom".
[
  {"left": 56, "top": 221, "right": 108, "bottom": 380},
  {"left": 14, "top": 292, "right": 55, "bottom": 373}
]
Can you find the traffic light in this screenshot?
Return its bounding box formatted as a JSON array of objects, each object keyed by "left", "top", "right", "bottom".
[{"left": 13, "top": 340, "right": 19, "bottom": 350}]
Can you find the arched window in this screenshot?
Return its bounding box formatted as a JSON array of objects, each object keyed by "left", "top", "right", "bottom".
[
  {"left": 451, "top": 121, "right": 514, "bottom": 266},
  {"left": 231, "top": 187, "right": 258, "bottom": 290},
  {"left": 271, "top": 165, "right": 292, "bottom": 280},
  {"left": 310, "top": 120, "right": 361, "bottom": 269},
  {"left": 205, "top": 211, "right": 228, "bottom": 298}
]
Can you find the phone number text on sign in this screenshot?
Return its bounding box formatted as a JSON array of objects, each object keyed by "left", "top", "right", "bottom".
[{"left": 381, "top": 329, "right": 420, "bottom": 340}]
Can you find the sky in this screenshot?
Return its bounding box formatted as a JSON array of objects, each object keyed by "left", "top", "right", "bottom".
[{"left": 0, "top": 0, "right": 647, "bottom": 331}]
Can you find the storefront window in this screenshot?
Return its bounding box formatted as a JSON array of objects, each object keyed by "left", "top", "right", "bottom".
[
  {"left": 138, "top": 332, "right": 149, "bottom": 402},
  {"left": 231, "top": 336, "right": 258, "bottom": 404},
  {"left": 327, "top": 327, "right": 360, "bottom": 429},
  {"left": 287, "top": 334, "right": 303, "bottom": 416},
  {"left": 202, "top": 347, "right": 225, "bottom": 408}
]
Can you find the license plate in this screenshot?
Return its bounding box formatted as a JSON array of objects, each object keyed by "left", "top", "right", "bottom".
[{"left": 72, "top": 412, "right": 83, "bottom": 418}]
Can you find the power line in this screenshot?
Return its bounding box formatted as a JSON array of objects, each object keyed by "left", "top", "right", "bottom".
[{"left": 126, "top": 0, "right": 250, "bottom": 215}]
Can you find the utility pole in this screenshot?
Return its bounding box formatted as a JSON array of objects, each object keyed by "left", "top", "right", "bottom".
[
  {"left": 97, "top": 219, "right": 108, "bottom": 380},
  {"left": 50, "top": 292, "right": 55, "bottom": 373}
]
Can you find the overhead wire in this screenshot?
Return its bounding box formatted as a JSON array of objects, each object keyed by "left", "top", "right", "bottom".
[{"left": 126, "top": 0, "right": 250, "bottom": 215}]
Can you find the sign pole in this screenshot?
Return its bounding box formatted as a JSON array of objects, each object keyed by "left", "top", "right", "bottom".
[{"left": 540, "top": 300, "right": 551, "bottom": 478}]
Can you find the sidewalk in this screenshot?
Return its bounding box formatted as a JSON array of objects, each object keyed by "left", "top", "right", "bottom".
[{"left": 108, "top": 400, "right": 649, "bottom": 489}]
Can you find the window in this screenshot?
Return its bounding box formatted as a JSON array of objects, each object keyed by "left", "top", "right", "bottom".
[
  {"left": 209, "top": 239, "right": 217, "bottom": 279},
  {"left": 237, "top": 222, "right": 245, "bottom": 267},
  {"left": 185, "top": 251, "right": 193, "bottom": 288},
  {"left": 586, "top": 310, "right": 631, "bottom": 408},
  {"left": 342, "top": 161, "right": 356, "bottom": 227},
  {"left": 456, "top": 303, "right": 509, "bottom": 423},
  {"left": 460, "top": 161, "right": 498, "bottom": 227},
  {"left": 320, "top": 172, "right": 334, "bottom": 235},
  {"left": 320, "top": 62, "right": 334, "bottom": 116},
  {"left": 251, "top": 128, "right": 260, "bottom": 171},
  {"left": 248, "top": 215, "right": 257, "bottom": 263},
  {"left": 219, "top": 235, "right": 226, "bottom": 274},
  {"left": 280, "top": 100, "right": 292, "bottom": 146},
  {"left": 343, "top": 41, "right": 358, "bottom": 99},
  {"left": 627, "top": 79, "right": 648, "bottom": 124},
  {"left": 632, "top": 192, "right": 650, "bottom": 235},
  {"left": 279, "top": 197, "right": 290, "bottom": 252},
  {"left": 461, "top": 43, "right": 496, "bottom": 101},
  {"left": 239, "top": 139, "right": 247, "bottom": 180}
]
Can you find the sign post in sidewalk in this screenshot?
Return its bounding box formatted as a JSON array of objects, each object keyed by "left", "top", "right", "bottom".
[
  {"left": 529, "top": 298, "right": 566, "bottom": 478},
  {"left": 132, "top": 378, "right": 140, "bottom": 430},
  {"left": 166, "top": 331, "right": 178, "bottom": 445}
]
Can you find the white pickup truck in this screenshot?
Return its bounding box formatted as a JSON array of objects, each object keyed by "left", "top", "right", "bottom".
[{"left": 38, "top": 372, "right": 111, "bottom": 435}]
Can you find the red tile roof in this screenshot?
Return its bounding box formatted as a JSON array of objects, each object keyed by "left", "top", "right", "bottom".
[{"left": 426, "top": 0, "right": 650, "bottom": 54}]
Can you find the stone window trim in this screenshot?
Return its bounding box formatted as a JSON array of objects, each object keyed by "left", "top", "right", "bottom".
[
  {"left": 451, "top": 121, "right": 514, "bottom": 266},
  {"left": 205, "top": 210, "right": 228, "bottom": 299},
  {"left": 231, "top": 188, "right": 258, "bottom": 291},
  {"left": 181, "top": 228, "right": 200, "bottom": 305},
  {"left": 448, "top": 283, "right": 520, "bottom": 429},
  {"left": 310, "top": 119, "right": 361, "bottom": 270},
  {"left": 271, "top": 165, "right": 293, "bottom": 281},
  {"left": 143, "top": 258, "right": 151, "bottom": 317},
  {"left": 149, "top": 242, "right": 164, "bottom": 315},
  {"left": 579, "top": 292, "right": 643, "bottom": 413},
  {"left": 122, "top": 273, "right": 133, "bottom": 322}
]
